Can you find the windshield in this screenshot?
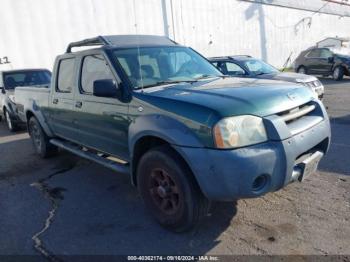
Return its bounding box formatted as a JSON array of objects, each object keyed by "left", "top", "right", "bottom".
[
  {"left": 243, "top": 59, "right": 279, "bottom": 75},
  {"left": 112, "top": 46, "right": 222, "bottom": 89},
  {"left": 3, "top": 70, "right": 51, "bottom": 90}
]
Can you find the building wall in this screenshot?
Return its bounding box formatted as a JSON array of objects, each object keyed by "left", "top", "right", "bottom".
[{"left": 0, "top": 0, "right": 349, "bottom": 71}]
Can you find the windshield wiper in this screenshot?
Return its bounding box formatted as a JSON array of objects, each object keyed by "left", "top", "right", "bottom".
[
  {"left": 135, "top": 75, "right": 224, "bottom": 90},
  {"left": 136, "top": 80, "right": 197, "bottom": 89},
  {"left": 195, "top": 74, "right": 222, "bottom": 80}
]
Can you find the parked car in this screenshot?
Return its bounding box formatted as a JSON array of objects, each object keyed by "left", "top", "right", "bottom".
[
  {"left": 209, "top": 56, "right": 324, "bottom": 99},
  {"left": 293, "top": 47, "right": 350, "bottom": 81},
  {"left": 0, "top": 69, "right": 51, "bottom": 131},
  {"left": 15, "top": 35, "right": 330, "bottom": 232}
]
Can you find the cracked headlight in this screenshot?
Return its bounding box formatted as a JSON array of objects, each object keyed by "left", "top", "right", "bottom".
[{"left": 213, "top": 115, "right": 267, "bottom": 149}]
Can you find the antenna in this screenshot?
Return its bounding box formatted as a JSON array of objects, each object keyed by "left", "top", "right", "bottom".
[{"left": 132, "top": 0, "right": 144, "bottom": 92}]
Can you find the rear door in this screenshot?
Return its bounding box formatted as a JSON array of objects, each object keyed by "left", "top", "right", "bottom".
[
  {"left": 74, "top": 52, "right": 130, "bottom": 160},
  {"left": 49, "top": 56, "right": 81, "bottom": 142},
  {"left": 304, "top": 49, "right": 322, "bottom": 74}
]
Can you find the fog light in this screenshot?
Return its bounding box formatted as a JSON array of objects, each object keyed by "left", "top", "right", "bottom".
[{"left": 252, "top": 175, "right": 268, "bottom": 192}]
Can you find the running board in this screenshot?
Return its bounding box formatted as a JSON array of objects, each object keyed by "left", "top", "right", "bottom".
[{"left": 50, "top": 139, "right": 130, "bottom": 175}]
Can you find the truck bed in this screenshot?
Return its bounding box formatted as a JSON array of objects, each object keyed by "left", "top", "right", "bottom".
[{"left": 15, "top": 86, "right": 50, "bottom": 123}]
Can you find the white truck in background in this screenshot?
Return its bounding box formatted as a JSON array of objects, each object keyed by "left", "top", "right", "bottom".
[{"left": 0, "top": 69, "right": 51, "bottom": 131}]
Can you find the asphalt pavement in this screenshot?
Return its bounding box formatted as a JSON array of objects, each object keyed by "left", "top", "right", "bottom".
[{"left": 0, "top": 77, "right": 349, "bottom": 259}]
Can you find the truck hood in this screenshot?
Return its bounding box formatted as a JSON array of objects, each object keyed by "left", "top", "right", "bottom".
[
  {"left": 257, "top": 72, "right": 318, "bottom": 83},
  {"left": 141, "top": 77, "right": 314, "bottom": 118}
]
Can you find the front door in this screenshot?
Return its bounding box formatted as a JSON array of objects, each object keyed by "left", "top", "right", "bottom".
[
  {"left": 223, "top": 61, "right": 247, "bottom": 77},
  {"left": 74, "top": 53, "right": 130, "bottom": 161},
  {"left": 317, "top": 49, "right": 334, "bottom": 74}
]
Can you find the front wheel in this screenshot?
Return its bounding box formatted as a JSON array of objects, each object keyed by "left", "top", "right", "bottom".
[
  {"left": 333, "top": 66, "right": 344, "bottom": 81},
  {"left": 137, "top": 146, "right": 209, "bottom": 232},
  {"left": 28, "top": 117, "right": 57, "bottom": 158}
]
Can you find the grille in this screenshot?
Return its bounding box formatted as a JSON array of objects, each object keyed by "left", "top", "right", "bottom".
[{"left": 278, "top": 103, "right": 316, "bottom": 124}]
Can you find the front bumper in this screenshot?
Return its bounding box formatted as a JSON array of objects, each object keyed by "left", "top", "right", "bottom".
[{"left": 174, "top": 101, "right": 331, "bottom": 201}]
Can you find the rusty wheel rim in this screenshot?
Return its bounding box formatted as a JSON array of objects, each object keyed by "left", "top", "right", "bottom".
[{"left": 149, "top": 168, "right": 181, "bottom": 215}]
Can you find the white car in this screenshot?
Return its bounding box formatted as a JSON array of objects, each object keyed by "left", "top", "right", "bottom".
[{"left": 0, "top": 69, "right": 51, "bottom": 131}]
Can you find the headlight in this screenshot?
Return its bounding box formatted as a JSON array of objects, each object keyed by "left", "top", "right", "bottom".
[
  {"left": 213, "top": 115, "right": 267, "bottom": 148},
  {"left": 299, "top": 82, "right": 320, "bottom": 99},
  {"left": 8, "top": 95, "right": 15, "bottom": 103}
]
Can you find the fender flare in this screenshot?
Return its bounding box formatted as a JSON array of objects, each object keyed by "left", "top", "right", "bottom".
[
  {"left": 128, "top": 114, "right": 206, "bottom": 184},
  {"left": 129, "top": 114, "right": 204, "bottom": 150},
  {"left": 332, "top": 62, "right": 346, "bottom": 72},
  {"left": 3, "top": 98, "right": 16, "bottom": 117},
  {"left": 25, "top": 100, "right": 54, "bottom": 137}
]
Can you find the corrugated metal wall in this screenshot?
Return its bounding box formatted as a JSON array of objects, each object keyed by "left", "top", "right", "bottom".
[{"left": 0, "top": 0, "right": 349, "bottom": 71}]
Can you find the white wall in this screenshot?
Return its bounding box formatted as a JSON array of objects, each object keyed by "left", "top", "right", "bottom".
[{"left": 0, "top": 0, "right": 349, "bottom": 71}]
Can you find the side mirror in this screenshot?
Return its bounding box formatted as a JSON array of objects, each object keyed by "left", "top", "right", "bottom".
[
  {"left": 93, "top": 79, "right": 120, "bottom": 98},
  {"left": 0, "top": 87, "right": 5, "bottom": 94},
  {"left": 328, "top": 56, "right": 334, "bottom": 63}
]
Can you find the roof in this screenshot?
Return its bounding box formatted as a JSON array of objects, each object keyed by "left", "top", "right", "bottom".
[
  {"left": 1, "top": 68, "right": 50, "bottom": 74},
  {"left": 317, "top": 37, "right": 350, "bottom": 44},
  {"left": 66, "top": 35, "right": 178, "bottom": 53}
]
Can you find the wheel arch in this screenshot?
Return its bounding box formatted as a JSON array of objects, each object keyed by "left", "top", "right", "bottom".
[
  {"left": 25, "top": 109, "right": 54, "bottom": 137},
  {"left": 297, "top": 65, "right": 306, "bottom": 72},
  {"left": 128, "top": 114, "right": 205, "bottom": 187},
  {"left": 130, "top": 135, "right": 202, "bottom": 193}
]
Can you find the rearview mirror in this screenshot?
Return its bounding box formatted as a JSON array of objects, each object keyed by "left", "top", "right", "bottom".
[
  {"left": 0, "top": 87, "right": 5, "bottom": 94},
  {"left": 93, "top": 79, "right": 120, "bottom": 98},
  {"left": 328, "top": 56, "right": 334, "bottom": 63}
]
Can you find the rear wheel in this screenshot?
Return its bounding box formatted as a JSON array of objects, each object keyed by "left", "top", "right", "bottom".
[
  {"left": 4, "top": 109, "right": 18, "bottom": 132},
  {"left": 28, "top": 117, "right": 57, "bottom": 158},
  {"left": 137, "top": 146, "right": 209, "bottom": 232},
  {"left": 333, "top": 66, "right": 344, "bottom": 81},
  {"left": 297, "top": 66, "right": 307, "bottom": 74}
]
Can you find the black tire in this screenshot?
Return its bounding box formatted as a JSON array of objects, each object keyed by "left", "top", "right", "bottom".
[
  {"left": 28, "top": 117, "right": 57, "bottom": 158},
  {"left": 332, "top": 66, "right": 344, "bottom": 81},
  {"left": 4, "top": 109, "right": 18, "bottom": 132},
  {"left": 297, "top": 66, "right": 307, "bottom": 75},
  {"left": 137, "top": 146, "right": 209, "bottom": 232}
]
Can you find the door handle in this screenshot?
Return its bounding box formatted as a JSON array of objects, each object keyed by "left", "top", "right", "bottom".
[
  {"left": 53, "top": 98, "right": 58, "bottom": 104},
  {"left": 75, "top": 101, "right": 83, "bottom": 108}
]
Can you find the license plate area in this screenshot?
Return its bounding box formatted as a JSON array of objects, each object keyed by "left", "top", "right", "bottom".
[{"left": 298, "top": 151, "right": 324, "bottom": 181}]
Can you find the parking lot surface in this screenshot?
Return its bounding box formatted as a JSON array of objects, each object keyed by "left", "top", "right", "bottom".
[{"left": 1, "top": 78, "right": 349, "bottom": 258}]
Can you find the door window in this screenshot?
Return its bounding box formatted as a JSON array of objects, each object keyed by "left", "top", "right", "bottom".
[
  {"left": 80, "top": 54, "right": 115, "bottom": 94},
  {"left": 320, "top": 49, "right": 333, "bottom": 59},
  {"left": 225, "top": 62, "right": 246, "bottom": 75},
  {"left": 57, "top": 58, "right": 75, "bottom": 93},
  {"left": 306, "top": 49, "right": 321, "bottom": 58}
]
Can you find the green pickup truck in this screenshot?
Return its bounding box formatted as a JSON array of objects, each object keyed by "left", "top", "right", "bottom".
[{"left": 15, "top": 35, "right": 331, "bottom": 232}]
